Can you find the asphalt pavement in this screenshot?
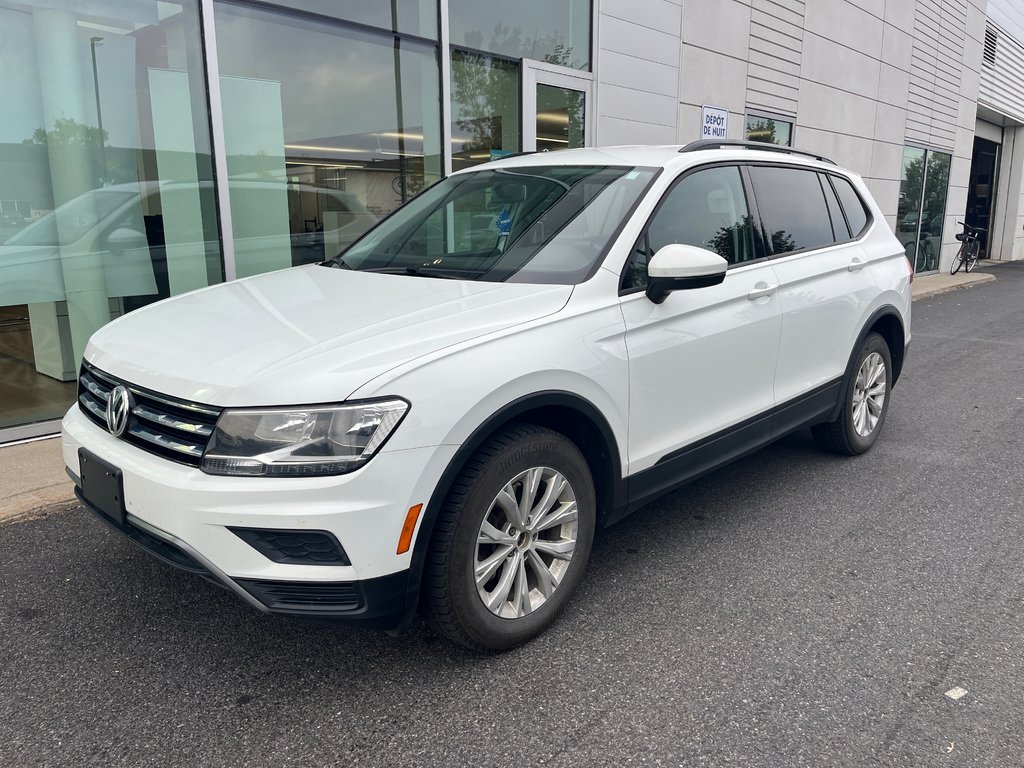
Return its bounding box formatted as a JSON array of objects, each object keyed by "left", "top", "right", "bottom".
[{"left": 2, "top": 264, "right": 1023, "bottom": 767}]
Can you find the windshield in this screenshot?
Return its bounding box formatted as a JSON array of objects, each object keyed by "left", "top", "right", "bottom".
[
  {"left": 324, "top": 165, "right": 657, "bottom": 284},
  {"left": 5, "top": 188, "right": 135, "bottom": 247}
]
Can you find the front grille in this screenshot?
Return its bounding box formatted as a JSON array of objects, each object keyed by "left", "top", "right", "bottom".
[
  {"left": 78, "top": 362, "right": 222, "bottom": 467},
  {"left": 229, "top": 528, "right": 352, "bottom": 566},
  {"left": 235, "top": 579, "right": 364, "bottom": 613}
]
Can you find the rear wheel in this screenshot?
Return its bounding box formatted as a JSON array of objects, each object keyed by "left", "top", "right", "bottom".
[
  {"left": 812, "top": 332, "right": 892, "bottom": 456},
  {"left": 950, "top": 244, "right": 964, "bottom": 275},
  {"left": 423, "top": 424, "right": 596, "bottom": 651}
]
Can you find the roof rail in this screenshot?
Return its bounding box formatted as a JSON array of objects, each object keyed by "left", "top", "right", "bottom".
[{"left": 678, "top": 139, "right": 836, "bottom": 165}]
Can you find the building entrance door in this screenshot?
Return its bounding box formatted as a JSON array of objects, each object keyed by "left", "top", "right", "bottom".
[
  {"left": 966, "top": 137, "right": 1000, "bottom": 258},
  {"left": 522, "top": 61, "right": 593, "bottom": 153}
]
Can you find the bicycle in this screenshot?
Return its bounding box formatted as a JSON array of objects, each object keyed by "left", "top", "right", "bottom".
[{"left": 950, "top": 221, "right": 983, "bottom": 274}]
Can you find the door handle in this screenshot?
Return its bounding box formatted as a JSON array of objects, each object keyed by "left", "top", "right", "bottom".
[
  {"left": 747, "top": 283, "right": 777, "bottom": 300},
  {"left": 848, "top": 256, "right": 866, "bottom": 272}
]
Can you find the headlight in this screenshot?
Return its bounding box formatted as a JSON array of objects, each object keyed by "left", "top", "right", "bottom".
[{"left": 201, "top": 399, "right": 409, "bottom": 477}]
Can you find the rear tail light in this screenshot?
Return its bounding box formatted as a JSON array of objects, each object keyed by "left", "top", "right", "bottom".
[{"left": 906, "top": 254, "right": 914, "bottom": 284}]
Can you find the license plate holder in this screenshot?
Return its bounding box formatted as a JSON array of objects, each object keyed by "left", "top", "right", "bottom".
[{"left": 79, "top": 448, "right": 126, "bottom": 526}]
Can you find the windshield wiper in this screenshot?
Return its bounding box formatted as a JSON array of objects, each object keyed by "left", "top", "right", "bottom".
[
  {"left": 322, "top": 255, "right": 351, "bottom": 269},
  {"left": 364, "top": 266, "right": 462, "bottom": 279}
]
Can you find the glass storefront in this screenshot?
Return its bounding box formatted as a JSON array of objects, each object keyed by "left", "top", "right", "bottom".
[
  {"left": 213, "top": 1, "right": 442, "bottom": 276},
  {"left": 450, "top": 52, "right": 521, "bottom": 170},
  {"left": 0, "top": 0, "right": 593, "bottom": 437},
  {"left": 0, "top": 0, "right": 219, "bottom": 431},
  {"left": 449, "top": 0, "right": 590, "bottom": 70},
  {"left": 536, "top": 85, "right": 586, "bottom": 152},
  {"left": 896, "top": 146, "right": 951, "bottom": 273}
]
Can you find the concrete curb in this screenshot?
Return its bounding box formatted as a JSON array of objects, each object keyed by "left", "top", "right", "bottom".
[
  {"left": 0, "top": 437, "right": 74, "bottom": 524},
  {"left": 0, "top": 499, "right": 78, "bottom": 528},
  {"left": 912, "top": 271, "right": 995, "bottom": 301}
]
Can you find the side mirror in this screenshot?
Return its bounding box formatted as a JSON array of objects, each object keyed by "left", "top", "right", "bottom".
[
  {"left": 645, "top": 244, "right": 728, "bottom": 304},
  {"left": 106, "top": 227, "right": 148, "bottom": 255}
]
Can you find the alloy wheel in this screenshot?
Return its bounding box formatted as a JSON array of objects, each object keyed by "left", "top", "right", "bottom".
[
  {"left": 474, "top": 466, "right": 578, "bottom": 619},
  {"left": 852, "top": 351, "right": 886, "bottom": 437}
]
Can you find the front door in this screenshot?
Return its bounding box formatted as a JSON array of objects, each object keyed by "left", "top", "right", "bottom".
[
  {"left": 966, "top": 137, "right": 999, "bottom": 259},
  {"left": 619, "top": 165, "right": 783, "bottom": 480},
  {"left": 522, "top": 61, "right": 593, "bottom": 153}
]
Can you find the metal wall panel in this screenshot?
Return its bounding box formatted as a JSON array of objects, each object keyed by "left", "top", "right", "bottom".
[
  {"left": 905, "top": 0, "right": 966, "bottom": 151},
  {"left": 980, "top": 0, "right": 1024, "bottom": 124},
  {"left": 745, "top": 0, "right": 804, "bottom": 117}
]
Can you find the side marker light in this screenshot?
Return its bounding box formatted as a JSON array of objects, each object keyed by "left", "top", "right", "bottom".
[{"left": 397, "top": 504, "right": 424, "bottom": 554}]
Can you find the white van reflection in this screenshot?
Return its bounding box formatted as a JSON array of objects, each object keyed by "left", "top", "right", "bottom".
[{"left": 0, "top": 180, "right": 378, "bottom": 306}]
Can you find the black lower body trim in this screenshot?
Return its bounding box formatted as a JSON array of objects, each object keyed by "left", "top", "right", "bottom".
[
  {"left": 771, "top": 378, "right": 842, "bottom": 437},
  {"left": 620, "top": 376, "right": 844, "bottom": 519},
  {"left": 77, "top": 487, "right": 409, "bottom": 629},
  {"left": 623, "top": 413, "right": 772, "bottom": 517},
  {"left": 234, "top": 572, "right": 409, "bottom": 626},
  {"left": 78, "top": 487, "right": 211, "bottom": 577}
]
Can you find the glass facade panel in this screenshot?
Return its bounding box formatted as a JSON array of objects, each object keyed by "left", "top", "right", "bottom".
[
  {"left": 896, "top": 146, "right": 949, "bottom": 273},
  {"left": 268, "top": 0, "right": 437, "bottom": 38},
  {"left": 919, "top": 152, "right": 950, "bottom": 272},
  {"left": 449, "top": 0, "right": 591, "bottom": 70},
  {"left": 451, "top": 52, "right": 520, "bottom": 170},
  {"left": 0, "top": 0, "right": 219, "bottom": 430},
  {"left": 213, "top": 2, "right": 443, "bottom": 276},
  {"left": 745, "top": 115, "right": 793, "bottom": 146},
  {"left": 536, "top": 85, "right": 585, "bottom": 152}
]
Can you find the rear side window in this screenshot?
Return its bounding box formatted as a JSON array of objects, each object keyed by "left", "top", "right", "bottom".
[
  {"left": 820, "top": 174, "right": 850, "bottom": 240},
  {"left": 749, "top": 166, "right": 834, "bottom": 254},
  {"left": 830, "top": 175, "right": 870, "bottom": 236}
]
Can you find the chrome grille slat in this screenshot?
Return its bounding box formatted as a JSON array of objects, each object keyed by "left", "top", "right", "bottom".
[
  {"left": 77, "top": 363, "right": 221, "bottom": 467},
  {"left": 132, "top": 405, "right": 214, "bottom": 437},
  {"left": 79, "top": 395, "right": 106, "bottom": 421},
  {"left": 129, "top": 389, "right": 221, "bottom": 418},
  {"left": 128, "top": 424, "right": 205, "bottom": 458},
  {"left": 79, "top": 376, "right": 111, "bottom": 403}
]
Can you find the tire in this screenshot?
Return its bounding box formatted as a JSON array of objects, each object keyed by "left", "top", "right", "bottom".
[
  {"left": 950, "top": 245, "right": 964, "bottom": 275},
  {"left": 921, "top": 239, "right": 935, "bottom": 271},
  {"left": 423, "top": 424, "right": 596, "bottom": 652},
  {"left": 812, "top": 332, "right": 892, "bottom": 456},
  {"left": 965, "top": 241, "right": 979, "bottom": 273}
]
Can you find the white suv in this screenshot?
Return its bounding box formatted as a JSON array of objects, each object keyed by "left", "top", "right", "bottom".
[{"left": 62, "top": 142, "right": 912, "bottom": 651}]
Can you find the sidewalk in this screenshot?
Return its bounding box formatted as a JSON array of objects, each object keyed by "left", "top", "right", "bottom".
[
  {"left": 0, "top": 436, "right": 74, "bottom": 523},
  {"left": 911, "top": 265, "right": 995, "bottom": 300},
  {"left": 0, "top": 262, "right": 1003, "bottom": 524}
]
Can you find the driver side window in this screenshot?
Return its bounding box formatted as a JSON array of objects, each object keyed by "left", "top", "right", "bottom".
[{"left": 622, "top": 165, "right": 755, "bottom": 290}]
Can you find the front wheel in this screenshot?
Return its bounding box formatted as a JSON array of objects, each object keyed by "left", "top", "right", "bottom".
[
  {"left": 423, "top": 424, "right": 596, "bottom": 651},
  {"left": 965, "top": 241, "right": 980, "bottom": 273},
  {"left": 812, "top": 332, "right": 892, "bottom": 456},
  {"left": 950, "top": 245, "right": 964, "bottom": 275}
]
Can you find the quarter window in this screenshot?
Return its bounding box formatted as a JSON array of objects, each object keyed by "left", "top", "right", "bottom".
[
  {"left": 749, "top": 166, "right": 834, "bottom": 254},
  {"left": 830, "top": 175, "right": 870, "bottom": 236},
  {"left": 820, "top": 174, "right": 850, "bottom": 240}
]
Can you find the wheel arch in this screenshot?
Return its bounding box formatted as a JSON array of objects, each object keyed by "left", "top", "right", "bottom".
[
  {"left": 828, "top": 305, "right": 906, "bottom": 423},
  {"left": 398, "top": 391, "right": 625, "bottom": 626},
  {"left": 865, "top": 308, "right": 906, "bottom": 384}
]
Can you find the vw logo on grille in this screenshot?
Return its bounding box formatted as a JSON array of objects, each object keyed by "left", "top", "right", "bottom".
[{"left": 106, "top": 385, "right": 133, "bottom": 438}]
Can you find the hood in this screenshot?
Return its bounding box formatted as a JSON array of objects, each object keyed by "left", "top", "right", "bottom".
[{"left": 85, "top": 265, "right": 572, "bottom": 406}]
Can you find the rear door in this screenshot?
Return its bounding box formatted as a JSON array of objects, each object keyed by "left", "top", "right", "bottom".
[
  {"left": 747, "top": 165, "right": 879, "bottom": 434},
  {"left": 619, "top": 164, "right": 783, "bottom": 480}
]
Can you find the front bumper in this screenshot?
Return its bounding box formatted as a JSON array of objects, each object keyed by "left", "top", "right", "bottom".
[{"left": 63, "top": 405, "right": 456, "bottom": 628}]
